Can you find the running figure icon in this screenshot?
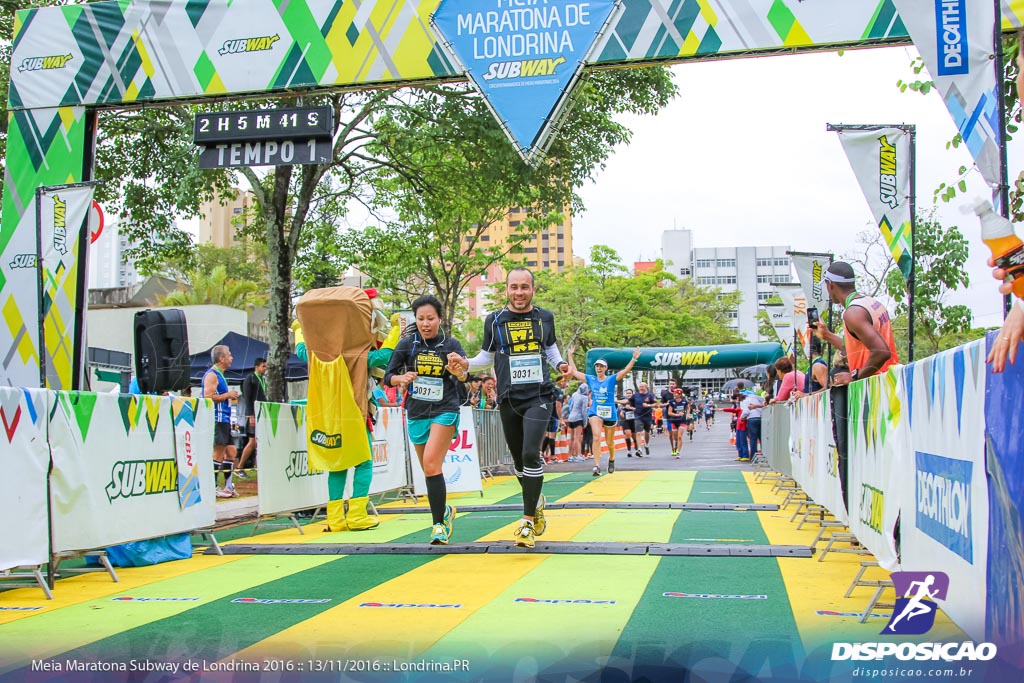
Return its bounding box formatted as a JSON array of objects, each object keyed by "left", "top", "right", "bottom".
[{"left": 887, "top": 574, "right": 939, "bottom": 633}]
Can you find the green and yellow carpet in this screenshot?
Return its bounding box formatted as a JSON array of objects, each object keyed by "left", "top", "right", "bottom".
[{"left": 0, "top": 471, "right": 980, "bottom": 682}]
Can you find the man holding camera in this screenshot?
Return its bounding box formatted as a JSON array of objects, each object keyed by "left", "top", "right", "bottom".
[{"left": 811, "top": 261, "right": 898, "bottom": 383}]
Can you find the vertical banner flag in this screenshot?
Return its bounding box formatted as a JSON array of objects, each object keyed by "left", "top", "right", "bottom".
[
  {"left": 171, "top": 397, "right": 203, "bottom": 511},
  {"left": 37, "top": 184, "right": 94, "bottom": 390},
  {"left": 431, "top": 0, "right": 619, "bottom": 163},
  {"left": 789, "top": 251, "right": 832, "bottom": 309},
  {"left": 763, "top": 303, "right": 793, "bottom": 355},
  {"left": 774, "top": 283, "right": 810, "bottom": 356},
  {"left": 835, "top": 127, "right": 914, "bottom": 280},
  {"left": 891, "top": 0, "right": 1001, "bottom": 189}
]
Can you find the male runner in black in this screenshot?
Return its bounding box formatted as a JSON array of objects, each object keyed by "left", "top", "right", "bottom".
[{"left": 464, "top": 268, "right": 572, "bottom": 548}]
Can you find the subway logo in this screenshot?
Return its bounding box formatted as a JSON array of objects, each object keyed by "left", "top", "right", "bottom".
[{"left": 105, "top": 459, "right": 178, "bottom": 502}]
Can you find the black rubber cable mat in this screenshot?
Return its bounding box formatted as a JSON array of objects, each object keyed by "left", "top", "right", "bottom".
[
  {"left": 376, "top": 502, "right": 777, "bottom": 514},
  {"left": 209, "top": 542, "right": 812, "bottom": 557}
]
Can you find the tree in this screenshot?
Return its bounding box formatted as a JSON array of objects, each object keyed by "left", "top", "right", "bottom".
[
  {"left": 158, "top": 265, "right": 264, "bottom": 310},
  {"left": 161, "top": 242, "right": 269, "bottom": 290},
  {"left": 342, "top": 68, "right": 677, "bottom": 327}
]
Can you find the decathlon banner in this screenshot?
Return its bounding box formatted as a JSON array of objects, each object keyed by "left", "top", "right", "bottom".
[
  {"left": 256, "top": 402, "right": 328, "bottom": 518},
  {"left": 835, "top": 127, "right": 913, "bottom": 280},
  {"left": 902, "top": 340, "right": 988, "bottom": 641},
  {"left": 789, "top": 251, "right": 831, "bottom": 309},
  {"left": 790, "top": 391, "right": 848, "bottom": 525},
  {"left": 48, "top": 392, "right": 216, "bottom": 553},
  {"left": 984, "top": 330, "right": 1024, "bottom": 661},
  {"left": 891, "top": 0, "right": 1001, "bottom": 189},
  {"left": 0, "top": 388, "right": 50, "bottom": 571},
  {"left": 410, "top": 406, "right": 484, "bottom": 495},
  {"left": 37, "top": 184, "right": 93, "bottom": 390},
  {"left": 774, "top": 283, "right": 810, "bottom": 357},
  {"left": 845, "top": 367, "right": 907, "bottom": 571}
]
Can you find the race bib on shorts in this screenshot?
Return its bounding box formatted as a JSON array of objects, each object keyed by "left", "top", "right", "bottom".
[
  {"left": 510, "top": 355, "right": 543, "bottom": 385},
  {"left": 624, "top": 410, "right": 635, "bottom": 420},
  {"left": 412, "top": 376, "right": 444, "bottom": 402},
  {"left": 597, "top": 405, "right": 613, "bottom": 419}
]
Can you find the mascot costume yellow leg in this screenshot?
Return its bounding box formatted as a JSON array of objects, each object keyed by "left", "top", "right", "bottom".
[{"left": 293, "top": 287, "right": 399, "bottom": 532}]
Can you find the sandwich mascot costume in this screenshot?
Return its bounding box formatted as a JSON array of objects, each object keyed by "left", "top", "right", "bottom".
[{"left": 292, "top": 286, "right": 400, "bottom": 531}]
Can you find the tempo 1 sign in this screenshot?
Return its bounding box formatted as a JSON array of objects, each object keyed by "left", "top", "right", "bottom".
[{"left": 197, "top": 138, "right": 333, "bottom": 169}]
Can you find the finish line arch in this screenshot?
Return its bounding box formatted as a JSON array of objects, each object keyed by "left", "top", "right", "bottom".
[
  {"left": 584, "top": 343, "right": 784, "bottom": 374},
  {"left": 3, "top": 0, "right": 1017, "bottom": 388}
]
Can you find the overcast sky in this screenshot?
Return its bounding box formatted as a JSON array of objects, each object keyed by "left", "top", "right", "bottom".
[{"left": 572, "top": 45, "right": 1020, "bottom": 329}]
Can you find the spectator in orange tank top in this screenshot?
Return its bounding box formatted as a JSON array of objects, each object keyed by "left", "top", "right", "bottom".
[{"left": 810, "top": 261, "right": 898, "bottom": 385}]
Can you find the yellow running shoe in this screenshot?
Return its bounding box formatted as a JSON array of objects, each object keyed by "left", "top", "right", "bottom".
[
  {"left": 429, "top": 523, "right": 450, "bottom": 545},
  {"left": 514, "top": 520, "right": 536, "bottom": 549},
  {"left": 533, "top": 494, "right": 547, "bottom": 536}
]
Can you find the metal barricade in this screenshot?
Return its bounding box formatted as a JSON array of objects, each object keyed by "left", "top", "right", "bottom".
[
  {"left": 761, "top": 405, "right": 793, "bottom": 478},
  {"left": 473, "top": 409, "right": 513, "bottom": 476}
]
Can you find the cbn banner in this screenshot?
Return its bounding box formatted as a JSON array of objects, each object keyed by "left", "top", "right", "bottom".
[
  {"left": 835, "top": 127, "right": 913, "bottom": 280},
  {"left": 892, "top": 0, "right": 1001, "bottom": 189},
  {"left": 846, "top": 367, "right": 907, "bottom": 571},
  {"left": 48, "top": 392, "right": 216, "bottom": 553},
  {"left": 774, "top": 283, "right": 810, "bottom": 357},
  {"left": 0, "top": 388, "right": 49, "bottom": 571},
  {"left": 789, "top": 252, "right": 831, "bottom": 310},
  {"left": 37, "top": 184, "right": 93, "bottom": 390},
  {"left": 763, "top": 303, "right": 794, "bottom": 356},
  {"left": 983, "top": 331, "right": 1024, "bottom": 661},
  {"left": 256, "top": 402, "right": 328, "bottom": 518},
  {"left": 410, "top": 406, "right": 483, "bottom": 496},
  {"left": 902, "top": 340, "right": 988, "bottom": 641},
  {"left": 790, "top": 391, "right": 848, "bottom": 525}
]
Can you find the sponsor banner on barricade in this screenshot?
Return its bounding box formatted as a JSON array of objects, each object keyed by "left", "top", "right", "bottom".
[
  {"left": 256, "top": 402, "right": 327, "bottom": 517},
  {"left": 367, "top": 408, "right": 410, "bottom": 494},
  {"left": 901, "top": 340, "right": 988, "bottom": 641},
  {"left": 762, "top": 405, "right": 792, "bottom": 477},
  {"left": 790, "top": 392, "right": 847, "bottom": 525},
  {"left": 411, "top": 406, "right": 483, "bottom": 495},
  {"left": 983, "top": 331, "right": 1024, "bottom": 662},
  {"left": 0, "top": 387, "right": 50, "bottom": 570},
  {"left": 846, "top": 367, "right": 907, "bottom": 570},
  {"left": 48, "top": 392, "right": 215, "bottom": 553}
]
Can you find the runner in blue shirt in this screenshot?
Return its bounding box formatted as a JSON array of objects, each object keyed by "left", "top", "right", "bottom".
[{"left": 566, "top": 346, "right": 640, "bottom": 476}]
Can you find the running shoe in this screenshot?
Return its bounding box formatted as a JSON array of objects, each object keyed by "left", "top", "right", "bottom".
[
  {"left": 635, "top": 451, "right": 644, "bottom": 458},
  {"left": 235, "top": 469, "right": 249, "bottom": 479},
  {"left": 443, "top": 504, "right": 457, "bottom": 537},
  {"left": 224, "top": 484, "right": 240, "bottom": 498},
  {"left": 592, "top": 466, "right": 602, "bottom": 477},
  {"left": 533, "top": 494, "right": 547, "bottom": 536},
  {"left": 514, "top": 520, "right": 536, "bottom": 549},
  {"left": 645, "top": 445, "right": 651, "bottom": 455},
  {"left": 430, "top": 523, "right": 450, "bottom": 545},
  {"left": 215, "top": 487, "right": 232, "bottom": 499},
  {"left": 674, "top": 454, "right": 680, "bottom": 459},
  {"left": 608, "top": 459, "right": 616, "bottom": 474},
  {"left": 627, "top": 451, "right": 633, "bottom": 458}
]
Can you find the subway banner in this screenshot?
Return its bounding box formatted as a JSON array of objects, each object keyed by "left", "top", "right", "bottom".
[
  {"left": 892, "top": 0, "right": 1002, "bottom": 189},
  {"left": 256, "top": 402, "right": 328, "bottom": 519},
  {"left": 48, "top": 392, "right": 216, "bottom": 553},
  {"left": 585, "top": 343, "right": 784, "bottom": 373},
  {"left": 789, "top": 251, "right": 831, "bottom": 310},
  {"left": 0, "top": 388, "right": 50, "bottom": 571},
  {"left": 845, "top": 367, "right": 907, "bottom": 571},
  {"left": 835, "top": 126, "right": 913, "bottom": 280},
  {"left": 902, "top": 340, "right": 988, "bottom": 642},
  {"left": 983, "top": 331, "right": 1024, "bottom": 662},
  {"left": 789, "top": 390, "right": 848, "bottom": 525},
  {"left": 410, "top": 406, "right": 483, "bottom": 496}
]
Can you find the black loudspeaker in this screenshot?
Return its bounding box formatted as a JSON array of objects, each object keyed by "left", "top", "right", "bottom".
[{"left": 134, "top": 309, "right": 190, "bottom": 394}]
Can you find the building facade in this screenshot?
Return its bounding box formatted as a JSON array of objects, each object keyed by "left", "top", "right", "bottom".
[
  {"left": 199, "top": 190, "right": 253, "bottom": 248},
  {"left": 463, "top": 207, "right": 574, "bottom": 319},
  {"left": 87, "top": 221, "right": 142, "bottom": 290}
]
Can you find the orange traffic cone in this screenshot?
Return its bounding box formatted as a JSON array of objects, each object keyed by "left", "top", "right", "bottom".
[{"left": 729, "top": 436, "right": 736, "bottom": 445}]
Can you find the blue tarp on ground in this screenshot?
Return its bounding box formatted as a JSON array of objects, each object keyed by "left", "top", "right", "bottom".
[{"left": 189, "top": 331, "right": 307, "bottom": 382}]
